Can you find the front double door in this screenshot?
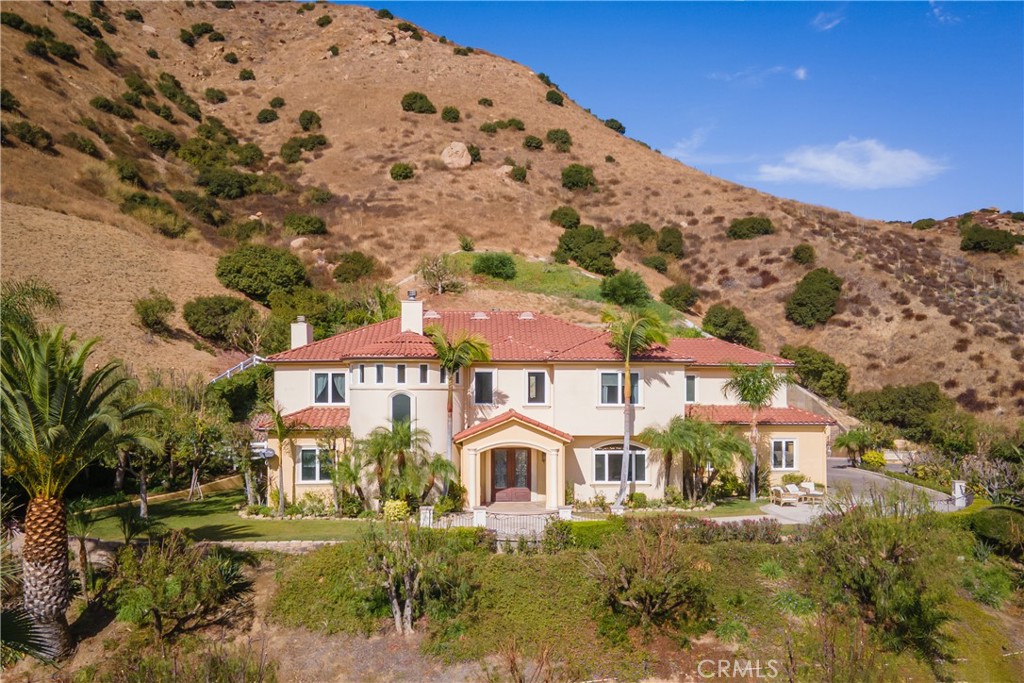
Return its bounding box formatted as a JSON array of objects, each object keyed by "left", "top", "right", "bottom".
[{"left": 492, "top": 448, "right": 531, "bottom": 502}]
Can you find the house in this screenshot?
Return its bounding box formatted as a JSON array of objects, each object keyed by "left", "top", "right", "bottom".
[{"left": 262, "top": 294, "right": 834, "bottom": 510}]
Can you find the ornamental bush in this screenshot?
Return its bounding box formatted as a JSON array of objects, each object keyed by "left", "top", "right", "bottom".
[
  {"left": 523, "top": 135, "right": 543, "bottom": 150},
  {"left": 545, "top": 90, "right": 564, "bottom": 106},
  {"left": 656, "top": 226, "right": 684, "bottom": 258},
  {"left": 791, "top": 243, "right": 815, "bottom": 265},
  {"left": 661, "top": 283, "right": 698, "bottom": 312},
  {"left": 216, "top": 245, "right": 307, "bottom": 304},
  {"left": 390, "top": 163, "right": 414, "bottom": 181},
  {"left": 727, "top": 216, "right": 775, "bottom": 239},
  {"left": 785, "top": 268, "right": 843, "bottom": 328},
  {"left": 298, "top": 109, "right": 321, "bottom": 131},
  {"left": 472, "top": 252, "right": 517, "bottom": 280},
  {"left": 549, "top": 205, "right": 580, "bottom": 229},
  {"left": 441, "top": 106, "right": 460, "bottom": 123},
  {"left": 561, "top": 164, "right": 596, "bottom": 191},
  {"left": 600, "top": 270, "right": 651, "bottom": 306},
  {"left": 283, "top": 212, "right": 326, "bottom": 236},
  {"left": 702, "top": 304, "right": 760, "bottom": 349},
  {"left": 400, "top": 91, "right": 436, "bottom": 114},
  {"left": 333, "top": 251, "right": 377, "bottom": 283}
]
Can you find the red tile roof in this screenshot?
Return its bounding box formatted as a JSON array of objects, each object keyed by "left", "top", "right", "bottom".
[
  {"left": 253, "top": 407, "right": 350, "bottom": 431},
  {"left": 686, "top": 404, "right": 835, "bottom": 426},
  {"left": 666, "top": 338, "right": 793, "bottom": 366},
  {"left": 453, "top": 409, "right": 573, "bottom": 443},
  {"left": 268, "top": 311, "right": 690, "bottom": 364}
]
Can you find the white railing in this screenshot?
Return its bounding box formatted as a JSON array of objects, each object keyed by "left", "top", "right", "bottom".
[
  {"left": 420, "top": 506, "right": 569, "bottom": 540},
  {"left": 209, "top": 355, "right": 266, "bottom": 384}
]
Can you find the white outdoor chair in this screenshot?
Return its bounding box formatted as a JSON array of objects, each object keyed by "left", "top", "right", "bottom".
[
  {"left": 798, "top": 481, "right": 825, "bottom": 503},
  {"left": 771, "top": 486, "right": 800, "bottom": 507}
]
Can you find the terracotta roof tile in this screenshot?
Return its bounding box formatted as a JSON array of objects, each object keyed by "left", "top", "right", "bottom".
[
  {"left": 686, "top": 404, "right": 834, "bottom": 426},
  {"left": 454, "top": 409, "right": 572, "bottom": 443},
  {"left": 667, "top": 338, "right": 793, "bottom": 366},
  {"left": 253, "top": 406, "right": 350, "bottom": 431}
]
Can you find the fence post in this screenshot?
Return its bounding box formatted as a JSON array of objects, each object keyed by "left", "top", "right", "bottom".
[
  {"left": 951, "top": 481, "right": 967, "bottom": 509},
  {"left": 472, "top": 506, "right": 487, "bottom": 527},
  {"left": 558, "top": 505, "right": 573, "bottom": 521},
  {"left": 419, "top": 505, "right": 434, "bottom": 528}
]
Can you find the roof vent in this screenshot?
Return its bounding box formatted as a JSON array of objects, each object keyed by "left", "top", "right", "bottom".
[
  {"left": 471, "top": 312, "right": 489, "bottom": 320},
  {"left": 423, "top": 310, "right": 441, "bottom": 319},
  {"left": 518, "top": 312, "right": 535, "bottom": 320}
]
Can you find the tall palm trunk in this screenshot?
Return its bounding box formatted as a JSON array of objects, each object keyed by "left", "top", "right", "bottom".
[
  {"left": 615, "top": 364, "right": 633, "bottom": 506},
  {"left": 749, "top": 412, "right": 759, "bottom": 502},
  {"left": 138, "top": 470, "right": 149, "bottom": 519},
  {"left": 446, "top": 379, "right": 455, "bottom": 463},
  {"left": 22, "top": 497, "right": 74, "bottom": 660}
]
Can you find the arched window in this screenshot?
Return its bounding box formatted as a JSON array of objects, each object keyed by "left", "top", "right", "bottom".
[
  {"left": 391, "top": 392, "right": 412, "bottom": 425},
  {"left": 593, "top": 443, "right": 647, "bottom": 484}
]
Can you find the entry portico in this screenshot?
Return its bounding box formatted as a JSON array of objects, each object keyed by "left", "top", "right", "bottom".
[{"left": 454, "top": 410, "right": 570, "bottom": 510}]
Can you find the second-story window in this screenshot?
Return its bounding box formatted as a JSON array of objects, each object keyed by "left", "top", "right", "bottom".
[
  {"left": 419, "top": 364, "right": 428, "bottom": 384},
  {"left": 527, "top": 371, "right": 546, "bottom": 404},
  {"left": 375, "top": 364, "right": 384, "bottom": 384},
  {"left": 358, "top": 364, "right": 366, "bottom": 384},
  {"left": 600, "top": 371, "right": 640, "bottom": 405},
  {"left": 314, "top": 372, "right": 346, "bottom": 404},
  {"left": 474, "top": 370, "right": 494, "bottom": 404},
  {"left": 685, "top": 375, "right": 697, "bottom": 403},
  {"left": 396, "top": 364, "right": 406, "bottom": 384}
]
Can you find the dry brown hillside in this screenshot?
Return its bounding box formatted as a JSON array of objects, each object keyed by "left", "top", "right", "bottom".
[{"left": 1, "top": 1, "right": 1022, "bottom": 419}]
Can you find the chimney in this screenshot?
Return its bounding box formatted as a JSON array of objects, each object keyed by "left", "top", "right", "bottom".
[
  {"left": 290, "top": 316, "right": 313, "bottom": 349},
  {"left": 401, "top": 290, "right": 423, "bottom": 335}
]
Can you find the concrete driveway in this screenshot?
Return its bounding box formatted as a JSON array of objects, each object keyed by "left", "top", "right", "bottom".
[{"left": 826, "top": 458, "right": 952, "bottom": 507}]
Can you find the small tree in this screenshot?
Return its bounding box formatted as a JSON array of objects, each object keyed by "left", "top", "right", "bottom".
[
  {"left": 440, "top": 106, "right": 460, "bottom": 123},
  {"left": 779, "top": 344, "right": 849, "bottom": 401},
  {"left": 561, "top": 164, "right": 596, "bottom": 191},
  {"left": 791, "top": 243, "right": 815, "bottom": 265},
  {"left": 604, "top": 118, "right": 626, "bottom": 134},
  {"left": 298, "top": 109, "right": 321, "bottom": 131},
  {"left": 722, "top": 362, "right": 791, "bottom": 501},
  {"left": 133, "top": 289, "right": 175, "bottom": 334},
  {"left": 545, "top": 90, "right": 564, "bottom": 106},
  {"left": 600, "top": 271, "right": 651, "bottom": 306},
  {"left": 400, "top": 92, "right": 435, "bottom": 114},
  {"left": 656, "top": 226, "right": 684, "bottom": 258},
  {"left": 549, "top": 205, "right": 580, "bottom": 229},
  {"left": 333, "top": 251, "right": 378, "bottom": 283},
  {"left": 216, "top": 245, "right": 307, "bottom": 304},
  {"left": 785, "top": 268, "right": 843, "bottom": 328},
  {"left": 472, "top": 253, "right": 517, "bottom": 280},
  {"left": 424, "top": 327, "right": 491, "bottom": 467},
  {"left": 661, "top": 283, "right": 698, "bottom": 313},
  {"left": 418, "top": 254, "right": 465, "bottom": 294},
  {"left": 702, "top": 304, "right": 760, "bottom": 349},
  {"left": 727, "top": 216, "right": 775, "bottom": 240}
]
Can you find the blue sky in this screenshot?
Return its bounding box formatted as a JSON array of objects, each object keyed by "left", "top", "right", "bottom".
[{"left": 348, "top": 2, "right": 1023, "bottom": 221}]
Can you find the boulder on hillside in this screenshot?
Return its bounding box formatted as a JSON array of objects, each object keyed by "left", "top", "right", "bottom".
[
  {"left": 441, "top": 142, "right": 472, "bottom": 169},
  {"left": 290, "top": 237, "right": 309, "bottom": 250}
]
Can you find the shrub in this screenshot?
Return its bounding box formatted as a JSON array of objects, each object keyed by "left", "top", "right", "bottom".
[
  {"left": 134, "top": 125, "right": 178, "bottom": 156},
  {"left": 61, "top": 132, "right": 101, "bottom": 158},
  {"left": 785, "top": 267, "right": 843, "bottom": 328},
  {"left": 661, "top": 283, "right": 698, "bottom": 312},
  {"left": 545, "top": 128, "right": 572, "bottom": 152},
  {"left": 146, "top": 101, "right": 174, "bottom": 122},
  {"left": 477, "top": 97, "right": 493, "bottom": 107},
  {"left": 1, "top": 88, "right": 19, "bottom": 112},
  {"left": 146, "top": 48, "right": 158, "bottom": 59},
  {"left": 133, "top": 289, "right": 175, "bottom": 334},
  {"left": 298, "top": 109, "right": 322, "bottom": 131},
  {"left": 478, "top": 122, "right": 498, "bottom": 134},
  {"left": 316, "top": 14, "right": 333, "bottom": 28},
  {"left": 390, "top": 163, "right": 414, "bottom": 181},
  {"left": 600, "top": 270, "right": 651, "bottom": 306},
  {"left": 256, "top": 108, "right": 279, "bottom": 124},
  {"left": 119, "top": 192, "right": 189, "bottom": 237},
  {"left": 204, "top": 88, "right": 227, "bottom": 104},
  {"left": 109, "top": 156, "right": 143, "bottom": 185},
  {"left": 453, "top": 46, "right": 470, "bottom": 56},
  {"left": 377, "top": 8, "right": 394, "bottom": 19},
  {"left": 283, "top": 212, "right": 326, "bottom": 236},
  {"left": 303, "top": 187, "right": 332, "bottom": 205},
  {"left": 605, "top": 155, "right": 615, "bottom": 163},
  {"left": 216, "top": 245, "right": 307, "bottom": 304},
  {"left": 561, "top": 164, "right": 596, "bottom": 191},
  {"left": 64, "top": 10, "right": 101, "bottom": 38},
  {"left": 846, "top": 382, "right": 949, "bottom": 442},
  {"left": 622, "top": 222, "right": 655, "bottom": 243},
  {"left": 727, "top": 216, "right": 775, "bottom": 239},
  {"left": 179, "top": 28, "right": 195, "bottom": 46},
  {"left": 641, "top": 255, "right": 667, "bottom": 273},
  {"left": 779, "top": 344, "right": 850, "bottom": 400},
  {"left": 124, "top": 9, "right": 143, "bottom": 22},
  {"left": 467, "top": 144, "right": 481, "bottom": 162},
  {"left": 472, "top": 252, "right": 517, "bottom": 280},
  {"left": 440, "top": 106, "right": 460, "bottom": 123},
  {"left": 328, "top": 44, "right": 339, "bottom": 56},
  {"left": 196, "top": 167, "right": 256, "bottom": 199},
  {"left": 604, "top": 118, "right": 626, "bottom": 134},
  {"left": 382, "top": 499, "right": 410, "bottom": 521},
  {"left": 912, "top": 218, "right": 937, "bottom": 230},
  {"left": 400, "top": 91, "right": 435, "bottom": 114},
  {"left": 90, "top": 96, "right": 135, "bottom": 120},
  {"left": 458, "top": 234, "right": 475, "bottom": 252},
  {"left": 24, "top": 39, "right": 48, "bottom": 58},
  {"left": 269, "top": 96, "right": 286, "bottom": 109},
  {"left": 553, "top": 225, "right": 620, "bottom": 275},
  {"left": 657, "top": 226, "right": 684, "bottom": 258},
  {"left": 48, "top": 40, "right": 80, "bottom": 62},
  {"left": 522, "top": 135, "right": 543, "bottom": 151},
  {"left": 124, "top": 72, "right": 154, "bottom": 97},
  {"left": 509, "top": 165, "right": 527, "bottom": 183},
  {"left": 791, "top": 242, "right": 815, "bottom": 265},
  {"left": 960, "top": 223, "right": 1021, "bottom": 254},
  {"left": 93, "top": 39, "right": 117, "bottom": 66},
  {"left": 171, "top": 190, "right": 228, "bottom": 226},
  {"left": 224, "top": 52, "right": 238, "bottom": 64},
  {"left": 333, "top": 251, "right": 377, "bottom": 283},
  {"left": 156, "top": 72, "right": 202, "bottom": 120},
  {"left": 626, "top": 492, "right": 649, "bottom": 509},
  {"left": 239, "top": 68, "right": 255, "bottom": 81},
  {"left": 418, "top": 254, "right": 466, "bottom": 295},
  {"left": 702, "top": 304, "right": 761, "bottom": 348},
  {"left": 505, "top": 118, "right": 525, "bottom": 131},
  {"left": 861, "top": 450, "right": 886, "bottom": 472},
  {"left": 545, "top": 89, "right": 564, "bottom": 106},
  {"left": 9, "top": 121, "right": 54, "bottom": 151}
]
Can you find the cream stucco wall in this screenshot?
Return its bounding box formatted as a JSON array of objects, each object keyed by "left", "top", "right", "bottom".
[{"left": 686, "top": 367, "right": 788, "bottom": 408}]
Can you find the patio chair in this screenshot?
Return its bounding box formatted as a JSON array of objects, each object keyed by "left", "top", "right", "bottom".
[
  {"left": 771, "top": 486, "right": 800, "bottom": 507},
  {"left": 797, "top": 482, "right": 825, "bottom": 503},
  {"left": 784, "top": 483, "right": 812, "bottom": 504}
]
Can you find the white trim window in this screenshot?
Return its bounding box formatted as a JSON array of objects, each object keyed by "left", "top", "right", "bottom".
[
  {"left": 526, "top": 370, "right": 547, "bottom": 405},
  {"left": 299, "top": 448, "right": 332, "bottom": 483},
  {"left": 593, "top": 444, "right": 647, "bottom": 483},
  {"left": 685, "top": 375, "right": 697, "bottom": 403},
  {"left": 375, "top": 364, "right": 384, "bottom": 384},
  {"left": 419, "top": 364, "right": 429, "bottom": 384},
  {"left": 599, "top": 371, "right": 640, "bottom": 405},
  {"left": 473, "top": 370, "right": 495, "bottom": 405},
  {"left": 771, "top": 439, "right": 797, "bottom": 470},
  {"left": 396, "top": 364, "right": 406, "bottom": 384},
  {"left": 313, "top": 372, "right": 346, "bottom": 405},
  {"left": 391, "top": 392, "right": 412, "bottom": 424}
]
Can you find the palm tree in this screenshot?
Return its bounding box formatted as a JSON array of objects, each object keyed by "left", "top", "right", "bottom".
[
  {"left": 602, "top": 308, "right": 669, "bottom": 506},
  {"left": 637, "top": 415, "right": 690, "bottom": 492},
  {"left": 0, "top": 278, "right": 60, "bottom": 338},
  {"left": 362, "top": 420, "right": 456, "bottom": 504},
  {"left": 639, "top": 416, "right": 750, "bottom": 503},
  {"left": 1, "top": 327, "right": 158, "bottom": 659},
  {"left": 722, "top": 361, "right": 792, "bottom": 501},
  {"left": 263, "top": 403, "right": 305, "bottom": 517},
  {"left": 834, "top": 423, "right": 894, "bottom": 467},
  {"left": 424, "top": 325, "right": 491, "bottom": 466}
]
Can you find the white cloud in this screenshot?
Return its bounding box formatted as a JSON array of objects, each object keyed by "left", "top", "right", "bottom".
[
  {"left": 811, "top": 10, "right": 845, "bottom": 31},
  {"left": 929, "top": 1, "right": 960, "bottom": 25},
  {"left": 708, "top": 66, "right": 809, "bottom": 85},
  {"left": 667, "top": 125, "right": 760, "bottom": 166},
  {"left": 756, "top": 138, "right": 947, "bottom": 190}
]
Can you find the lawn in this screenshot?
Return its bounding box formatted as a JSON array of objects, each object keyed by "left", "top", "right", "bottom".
[
  {"left": 453, "top": 252, "right": 603, "bottom": 302},
  {"left": 89, "top": 489, "right": 367, "bottom": 542},
  {"left": 682, "top": 497, "right": 768, "bottom": 518}
]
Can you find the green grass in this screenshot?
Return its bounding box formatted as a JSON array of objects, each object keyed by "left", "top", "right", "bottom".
[
  {"left": 89, "top": 489, "right": 366, "bottom": 542},
  {"left": 686, "top": 497, "right": 768, "bottom": 518}
]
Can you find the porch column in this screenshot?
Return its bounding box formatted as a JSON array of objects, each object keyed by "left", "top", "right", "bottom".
[
  {"left": 466, "top": 448, "right": 481, "bottom": 508},
  {"left": 545, "top": 449, "right": 560, "bottom": 510}
]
